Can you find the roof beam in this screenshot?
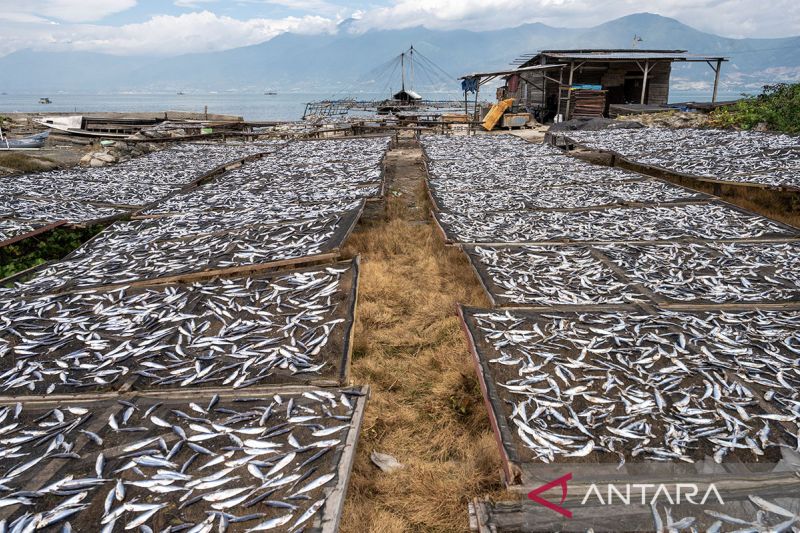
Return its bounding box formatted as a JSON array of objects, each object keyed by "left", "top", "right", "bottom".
[{"left": 459, "top": 64, "right": 564, "bottom": 80}]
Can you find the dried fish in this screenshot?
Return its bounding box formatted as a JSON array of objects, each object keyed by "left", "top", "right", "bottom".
[
  {"left": 597, "top": 242, "right": 800, "bottom": 304},
  {"left": 144, "top": 137, "right": 389, "bottom": 216},
  {"left": 431, "top": 180, "right": 704, "bottom": 212},
  {"left": 567, "top": 128, "right": 800, "bottom": 189},
  {"left": 10, "top": 212, "right": 361, "bottom": 295},
  {"left": 435, "top": 203, "right": 796, "bottom": 244},
  {"left": 466, "top": 245, "right": 643, "bottom": 306},
  {"left": 0, "top": 261, "right": 356, "bottom": 394},
  {"left": 0, "top": 143, "right": 279, "bottom": 241},
  {"left": 464, "top": 308, "right": 799, "bottom": 464},
  {"left": 0, "top": 391, "right": 355, "bottom": 531}
]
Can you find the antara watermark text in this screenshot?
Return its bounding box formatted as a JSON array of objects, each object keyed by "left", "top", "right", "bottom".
[
  {"left": 527, "top": 474, "right": 725, "bottom": 519},
  {"left": 580, "top": 483, "right": 725, "bottom": 506}
]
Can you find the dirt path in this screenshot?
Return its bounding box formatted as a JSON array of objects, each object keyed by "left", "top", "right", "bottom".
[
  {"left": 339, "top": 139, "right": 508, "bottom": 531},
  {"left": 386, "top": 144, "right": 427, "bottom": 221}
]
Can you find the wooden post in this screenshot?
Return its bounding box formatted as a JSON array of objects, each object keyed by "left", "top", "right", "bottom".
[
  {"left": 523, "top": 79, "right": 528, "bottom": 110},
  {"left": 542, "top": 72, "right": 546, "bottom": 119},
  {"left": 473, "top": 84, "right": 480, "bottom": 135},
  {"left": 565, "top": 62, "right": 574, "bottom": 120},
  {"left": 556, "top": 69, "right": 563, "bottom": 119},
  {"left": 712, "top": 59, "right": 722, "bottom": 104},
  {"left": 640, "top": 60, "right": 650, "bottom": 105}
]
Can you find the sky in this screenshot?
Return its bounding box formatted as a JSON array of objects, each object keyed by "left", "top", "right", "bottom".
[{"left": 0, "top": 0, "right": 798, "bottom": 57}]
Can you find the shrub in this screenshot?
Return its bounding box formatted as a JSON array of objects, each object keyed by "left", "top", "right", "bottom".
[
  {"left": 0, "top": 224, "right": 107, "bottom": 281},
  {"left": 709, "top": 83, "right": 800, "bottom": 134}
]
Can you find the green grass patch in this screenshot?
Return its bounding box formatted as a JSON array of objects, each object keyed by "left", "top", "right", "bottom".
[
  {"left": 1, "top": 224, "right": 107, "bottom": 282},
  {"left": 710, "top": 83, "right": 800, "bottom": 134}
]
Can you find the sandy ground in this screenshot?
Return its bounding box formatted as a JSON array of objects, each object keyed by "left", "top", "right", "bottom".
[
  {"left": 0, "top": 146, "right": 85, "bottom": 176},
  {"left": 339, "top": 138, "right": 512, "bottom": 532},
  {"left": 509, "top": 126, "right": 549, "bottom": 143}
]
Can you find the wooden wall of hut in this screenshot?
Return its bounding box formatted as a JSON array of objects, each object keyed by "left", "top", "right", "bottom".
[
  {"left": 599, "top": 61, "right": 671, "bottom": 105},
  {"left": 504, "top": 61, "right": 672, "bottom": 119}
]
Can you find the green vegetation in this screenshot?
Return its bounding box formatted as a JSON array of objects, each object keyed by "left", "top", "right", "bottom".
[
  {"left": 710, "top": 83, "right": 800, "bottom": 134},
  {"left": 0, "top": 224, "right": 107, "bottom": 282}
]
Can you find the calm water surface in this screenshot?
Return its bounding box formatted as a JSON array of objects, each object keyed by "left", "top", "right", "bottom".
[
  {"left": 0, "top": 93, "right": 364, "bottom": 121},
  {"left": 0, "top": 90, "right": 746, "bottom": 122}
]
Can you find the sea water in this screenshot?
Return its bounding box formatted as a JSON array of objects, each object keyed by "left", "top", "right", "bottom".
[
  {"left": 0, "top": 92, "right": 378, "bottom": 122},
  {"left": 0, "top": 90, "right": 746, "bottom": 122}
]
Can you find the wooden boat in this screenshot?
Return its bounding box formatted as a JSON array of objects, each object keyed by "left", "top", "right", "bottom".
[
  {"left": 34, "top": 115, "right": 159, "bottom": 138},
  {"left": 0, "top": 131, "right": 49, "bottom": 150},
  {"left": 39, "top": 97, "right": 52, "bottom": 104}
]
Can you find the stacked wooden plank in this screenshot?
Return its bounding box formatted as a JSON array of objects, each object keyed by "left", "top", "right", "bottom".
[
  {"left": 0, "top": 136, "right": 391, "bottom": 531},
  {"left": 421, "top": 134, "right": 800, "bottom": 532},
  {"left": 569, "top": 89, "right": 606, "bottom": 118}
]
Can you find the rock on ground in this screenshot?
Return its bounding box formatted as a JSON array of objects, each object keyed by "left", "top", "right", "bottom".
[{"left": 616, "top": 111, "right": 710, "bottom": 129}]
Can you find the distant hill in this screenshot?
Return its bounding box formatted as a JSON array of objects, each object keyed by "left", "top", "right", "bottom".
[{"left": 1, "top": 13, "right": 798, "bottom": 94}]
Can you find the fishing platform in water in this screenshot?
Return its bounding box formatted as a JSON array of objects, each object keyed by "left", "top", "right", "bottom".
[{"left": 303, "top": 45, "right": 473, "bottom": 119}]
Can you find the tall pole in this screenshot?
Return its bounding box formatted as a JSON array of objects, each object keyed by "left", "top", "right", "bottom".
[
  {"left": 409, "top": 46, "right": 414, "bottom": 91},
  {"left": 401, "top": 52, "right": 405, "bottom": 92}
]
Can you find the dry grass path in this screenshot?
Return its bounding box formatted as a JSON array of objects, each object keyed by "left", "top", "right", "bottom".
[{"left": 339, "top": 139, "right": 507, "bottom": 531}]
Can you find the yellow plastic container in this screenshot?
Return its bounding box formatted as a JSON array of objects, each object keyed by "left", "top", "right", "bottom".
[{"left": 482, "top": 98, "right": 515, "bottom": 131}]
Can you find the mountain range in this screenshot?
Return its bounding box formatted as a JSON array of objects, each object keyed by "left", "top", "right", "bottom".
[{"left": 1, "top": 13, "right": 799, "bottom": 95}]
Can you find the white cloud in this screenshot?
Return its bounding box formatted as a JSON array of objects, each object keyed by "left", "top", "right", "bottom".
[
  {"left": 260, "top": 0, "right": 340, "bottom": 14},
  {"left": 1, "top": 0, "right": 799, "bottom": 58},
  {"left": 351, "top": 0, "right": 800, "bottom": 39},
  {"left": 174, "top": 0, "right": 217, "bottom": 8},
  {"left": 2, "top": 0, "right": 137, "bottom": 23},
  {"left": 0, "top": 10, "right": 338, "bottom": 56},
  {"left": 0, "top": 12, "right": 52, "bottom": 24}
]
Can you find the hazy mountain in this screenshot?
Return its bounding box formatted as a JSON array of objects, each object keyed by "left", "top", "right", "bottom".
[{"left": 1, "top": 13, "right": 798, "bottom": 94}]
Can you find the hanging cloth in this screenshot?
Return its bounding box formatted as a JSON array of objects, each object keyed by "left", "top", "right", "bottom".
[{"left": 461, "top": 77, "right": 478, "bottom": 94}]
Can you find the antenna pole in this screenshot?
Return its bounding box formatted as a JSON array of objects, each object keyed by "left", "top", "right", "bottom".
[
  {"left": 400, "top": 52, "right": 405, "bottom": 92},
  {"left": 409, "top": 45, "right": 414, "bottom": 90}
]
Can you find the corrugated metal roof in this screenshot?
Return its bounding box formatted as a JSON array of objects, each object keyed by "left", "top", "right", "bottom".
[
  {"left": 459, "top": 64, "right": 564, "bottom": 80},
  {"left": 539, "top": 50, "right": 726, "bottom": 61},
  {"left": 542, "top": 48, "right": 685, "bottom": 54}
]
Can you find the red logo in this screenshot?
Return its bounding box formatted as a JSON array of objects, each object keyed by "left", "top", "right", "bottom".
[{"left": 527, "top": 473, "right": 572, "bottom": 518}]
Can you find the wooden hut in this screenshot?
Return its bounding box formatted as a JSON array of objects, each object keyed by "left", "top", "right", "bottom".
[{"left": 461, "top": 49, "right": 727, "bottom": 122}]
